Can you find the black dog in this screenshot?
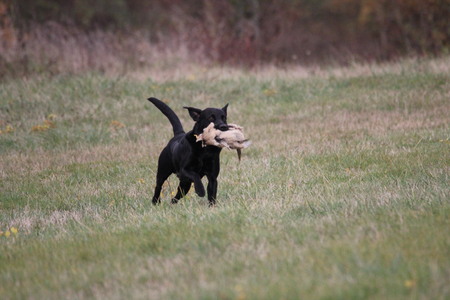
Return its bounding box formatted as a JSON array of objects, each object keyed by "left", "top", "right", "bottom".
[{"left": 148, "top": 97, "right": 229, "bottom": 206}]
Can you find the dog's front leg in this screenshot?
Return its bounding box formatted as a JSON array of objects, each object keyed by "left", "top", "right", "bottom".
[
  {"left": 171, "top": 179, "right": 192, "bottom": 204},
  {"left": 180, "top": 169, "right": 205, "bottom": 197},
  {"left": 206, "top": 176, "right": 218, "bottom": 206}
]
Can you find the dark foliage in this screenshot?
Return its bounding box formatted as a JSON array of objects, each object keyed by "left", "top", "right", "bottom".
[{"left": 1, "top": 0, "right": 449, "bottom": 72}]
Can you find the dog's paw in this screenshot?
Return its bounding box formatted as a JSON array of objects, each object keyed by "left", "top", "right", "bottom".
[
  {"left": 195, "top": 186, "right": 206, "bottom": 197},
  {"left": 193, "top": 180, "right": 206, "bottom": 197},
  {"left": 196, "top": 189, "right": 206, "bottom": 197}
]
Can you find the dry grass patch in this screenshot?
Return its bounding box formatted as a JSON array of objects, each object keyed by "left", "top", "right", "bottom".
[{"left": 0, "top": 141, "right": 161, "bottom": 178}]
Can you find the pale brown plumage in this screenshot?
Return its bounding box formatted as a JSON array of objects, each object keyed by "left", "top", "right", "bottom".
[{"left": 196, "top": 123, "right": 251, "bottom": 160}]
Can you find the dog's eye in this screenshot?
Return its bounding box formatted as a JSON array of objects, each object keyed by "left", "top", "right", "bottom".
[
  {"left": 208, "top": 116, "right": 215, "bottom": 122},
  {"left": 221, "top": 115, "right": 226, "bottom": 122}
]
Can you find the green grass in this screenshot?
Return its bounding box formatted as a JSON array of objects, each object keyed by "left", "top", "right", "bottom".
[{"left": 1, "top": 57, "right": 449, "bottom": 299}]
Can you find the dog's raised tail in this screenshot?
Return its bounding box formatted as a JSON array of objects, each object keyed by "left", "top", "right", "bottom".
[{"left": 148, "top": 97, "right": 184, "bottom": 135}]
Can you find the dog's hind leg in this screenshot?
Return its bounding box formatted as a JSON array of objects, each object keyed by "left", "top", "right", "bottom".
[
  {"left": 152, "top": 151, "right": 173, "bottom": 205},
  {"left": 171, "top": 179, "right": 192, "bottom": 204},
  {"left": 152, "top": 171, "right": 170, "bottom": 205}
]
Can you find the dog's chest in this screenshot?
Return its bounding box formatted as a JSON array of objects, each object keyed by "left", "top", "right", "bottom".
[{"left": 189, "top": 147, "right": 219, "bottom": 172}]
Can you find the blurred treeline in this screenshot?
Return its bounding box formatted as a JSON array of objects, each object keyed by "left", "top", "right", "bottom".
[{"left": 1, "top": 0, "right": 449, "bottom": 76}]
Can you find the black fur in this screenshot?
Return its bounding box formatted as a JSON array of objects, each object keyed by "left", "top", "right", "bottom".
[{"left": 148, "top": 97, "right": 229, "bottom": 206}]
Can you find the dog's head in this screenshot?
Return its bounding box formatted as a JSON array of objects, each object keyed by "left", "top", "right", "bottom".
[{"left": 184, "top": 104, "right": 229, "bottom": 135}]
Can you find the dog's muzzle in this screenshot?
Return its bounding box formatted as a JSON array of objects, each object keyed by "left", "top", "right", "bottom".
[{"left": 217, "top": 124, "right": 228, "bottom": 131}]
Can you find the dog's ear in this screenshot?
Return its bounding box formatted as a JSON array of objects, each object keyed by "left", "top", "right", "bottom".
[
  {"left": 184, "top": 106, "right": 202, "bottom": 121},
  {"left": 222, "top": 104, "right": 229, "bottom": 116}
]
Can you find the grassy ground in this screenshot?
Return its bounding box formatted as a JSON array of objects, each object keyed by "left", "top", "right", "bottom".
[{"left": 1, "top": 57, "right": 449, "bottom": 299}]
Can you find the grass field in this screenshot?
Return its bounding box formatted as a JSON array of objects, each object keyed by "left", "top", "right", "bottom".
[{"left": 1, "top": 57, "right": 449, "bottom": 299}]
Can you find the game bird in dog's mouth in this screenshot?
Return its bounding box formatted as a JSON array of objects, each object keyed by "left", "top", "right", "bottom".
[{"left": 195, "top": 122, "right": 251, "bottom": 160}]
